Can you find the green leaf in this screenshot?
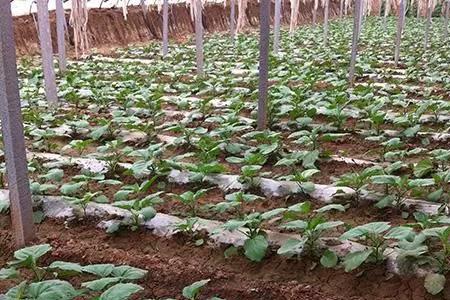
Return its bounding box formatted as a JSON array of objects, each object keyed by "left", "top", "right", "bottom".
[
  {"left": 424, "top": 273, "right": 446, "bottom": 295},
  {"left": 314, "top": 204, "right": 346, "bottom": 213},
  {"left": 48, "top": 261, "right": 83, "bottom": 274},
  {"left": 414, "top": 159, "right": 434, "bottom": 178},
  {"left": 302, "top": 150, "right": 319, "bottom": 168},
  {"left": 243, "top": 235, "right": 268, "bottom": 262},
  {"left": 60, "top": 182, "right": 85, "bottom": 196},
  {"left": 315, "top": 221, "right": 344, "bottom": 231},
  {"left": 81, "top": 277, "right": 121, "bottom": 291},
  {"left": 0, "top": 193, "right": 10, "bottom": 213},
  {"left": 281, "top": 220, "right": 308, "bottom": 230},
  {"left": 408, "top": 179, "right": 435, "bottom": 188},
  {"left": 28, "top": 280, "right": 79, "bottom": 300},
  {"left": 343, "top": 249, "right": 373, "bottom": 272},
  {"left": 384, "top": 226, "right": 414, "bottom": 240},
  {"left": 320, "top": 250, "right": 338, "bottom": 268},
  {"left": 99, "top": 283, "right": 143, "bottom": 300},
  {"left": 260, "top": 208, "right": 286, "bottom": 220},
  {"left": 277, "top": 238, "right": 305, "bottom": 257},
  {"left": 111, "top": 266, "right": 147, "bottom": 280},
  {"left": 106, "top": 222, "right": 121, "bottom": 234},
  {"left": 0, "top": 267, "right": 18, "bottom": 279},
  {"left": 40, "top": 169, "right": 64, "bottom": 182},
  {"left": 12, "top": 244, "right": 52, "bottom": 266},
  {"left": 5, "top": 280, "right": 28, "bottom": 298},
  {"left": 340, "top": 222, "right": 391, "bottom": 241},
  {"left": 140, "top": 207, "right": 157, "bottom": 221},
  {"left": 371, "top": 175, "right": 399, "bottom": 186},
  {"left": 82, "top": 264, "right": 115, "bottom": 277},
  {"left": 182, "top": 279, "right": 210, "bottom": 299}
]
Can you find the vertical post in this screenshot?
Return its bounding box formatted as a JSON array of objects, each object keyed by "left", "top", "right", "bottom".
[
  {"left": 55, "top": 0, "right": 66, "bottom": 74},
  {"left": 424, "top": 0, "right": 432, "bottom": 50},
  {"left": 36, "top": 0, "right": 58, "bottom": 105},
  {"left": 323, "top": 0, "right": 330, "bottom": 46},
  {"left": 273, "top": 0, "right": 282, "bottom": 54},
  {"left": 162, "top": 0, "right": 169, "bottom": 57},
  {"left": 195, "top": 0, "right": 204, "bottom": 75},
  {"left": 339, "top": 0, "right": 344, "bottom": 17},
  {"left": 313, "top": 0, "right": 318, "bottom": 25},
  {"left": 0, "top": 1, "right": 35, "bottom": 248},
  {"left": 358, "top": 0, "right": 364, "bottom": 39},
  {"left": 258, "top": 0, "right": 270, "bottom": 130},
  {"left": 444, "top": 0, "right": 449, "bottom": 40},
  {"left": 383, "top": 0, "right": 389, "bottom": 31},
  {"left": 230, "top": 0, "right": 236, "bottom": 45},
  {"left": 349, "top": 0, "right": 362, "bottom": 86},
  {"left": 394, "top": 0, "right": 405, "bottom": 66}
]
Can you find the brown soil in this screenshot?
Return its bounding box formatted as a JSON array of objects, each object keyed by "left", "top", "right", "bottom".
[
  {"left": 0, "top": 216, "right": 443, "bottom": 300},
  {"left": 13, "top": 0, "right": 344, "bottom": 57}
]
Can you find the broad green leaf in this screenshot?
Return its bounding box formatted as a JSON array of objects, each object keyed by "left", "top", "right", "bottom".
[
  {"left": 340, "top": 222, "right": 390, "bottom": 240},
  {"left": 0, "top": 267, "right": 18, "bottom": 279},
  {"left": 0, "top": 193, "right": 10, "bottom": 213},
  {"left": 28, "top": 280, "right": 79, "bottom": 300},
  {"left": 140, "top": 207, "right": 157, "bottom": 221},
  {"left": 112, "top": 266, "right": 147, "bottom": 280},
  {"left": 12, "top": 244, "right": 52, "bottom": 266},
  {"left": 314, "top": 204, "right": 346, "bottom": 213},
  {"left": 277, "top": 238, "right": 305, "bottom": 256},
  {"left": 60, "top": 182, "right": 85, "bottom": 196},
  {"left": 81, "top": 277, "right": 121, "bottom": 291},
  {"left": 384, "top": 226, "right": 414, "bottom": 240},
  {"left": 48, "top": 261, "right": 83, "bottom": 274},
  {"left": 99, "top": 283, "right": 143, "bottom": 300},
  {"left": 343, "top": 249, "right": 373, "bottom": 272},
  {"left": 414, "top": 159, "right": 434, "bottom": 178},
  {"left": 182, "top": 279, "right": 210, "bottom": 299},
  {"left": 243, "top": 235, "right": 268, "bottom": 262},
  {"left": 424, "top": 273, "right": 446, "bottom": 295},
  {"left": 82, "top": 264, "right": 115, "bottom": 277},
  {"left": 320, "top": 250, "right": 338, "bottom": 268}
]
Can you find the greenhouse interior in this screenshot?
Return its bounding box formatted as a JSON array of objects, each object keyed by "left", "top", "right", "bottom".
[{"left": 0, "top": 0, "right": 449, "bottom": 298}]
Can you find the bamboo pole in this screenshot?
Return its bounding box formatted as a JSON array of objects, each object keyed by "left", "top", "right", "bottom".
[
  {"left": 258, "top": 0, "right": 270, "bottom": 129},
  {"left": 0, "top": 1, "right": 35, "bottom": 248}
]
